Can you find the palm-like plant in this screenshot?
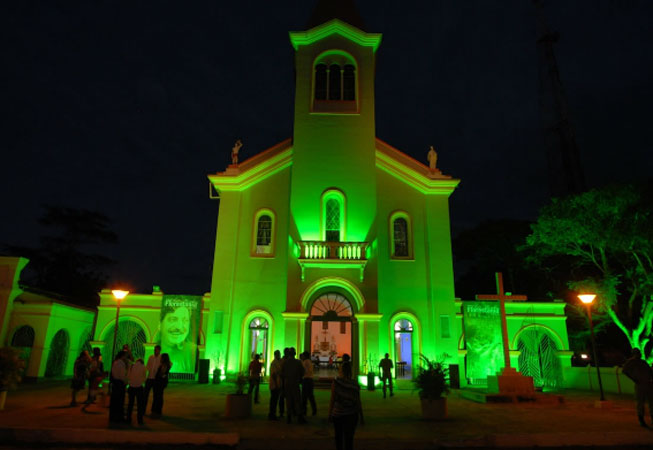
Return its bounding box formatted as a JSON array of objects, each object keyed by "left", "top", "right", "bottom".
[{"left": 413, "top": 354, "right": 449, "bottom": 400}]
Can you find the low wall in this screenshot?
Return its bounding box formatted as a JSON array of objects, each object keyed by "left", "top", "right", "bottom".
[{"left": 563, "top": 365, "right": 635, "bottom": 395}]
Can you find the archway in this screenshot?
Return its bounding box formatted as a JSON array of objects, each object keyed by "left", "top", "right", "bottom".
[
  {"left": 102, "top": 319, "right": 147, "bottom": 362},
  {"left": 394, "top": 319, "right": 414, "bottom": 379},
  {"left": 45, "top": 329, "right": 70, "bottom": 377},
  {"left": 11, "top": 325, "right": 35, "bottom": 375},
  {"left": 308, "top": 292, "right": 354, "bottom": 377},
  {"left": 516, "top": 327, "right": 563, "bottom": 390},
  {"left": 248, "top": 317, "right": 269, "bottom": 373}
]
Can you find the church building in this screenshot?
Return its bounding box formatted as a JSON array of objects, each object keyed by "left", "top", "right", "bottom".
[{"left": 206, "top": 4, "right": 460, "bottom": 380}]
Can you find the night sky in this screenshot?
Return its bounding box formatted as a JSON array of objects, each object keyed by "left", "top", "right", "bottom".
[{"left": 3, "top": 0, "right": 652, "bottom": 296}]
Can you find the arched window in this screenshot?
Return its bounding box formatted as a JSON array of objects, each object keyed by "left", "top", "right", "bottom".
[
  {"left": 393, "top": 218, "right": 408, "bottom": 257},
  {"left": 249, "top": 318, "right": 269, "bottom": 365},
  {"left": 322, "top": 190, "right": 346, "bottom": 242},
  {"left": 390, "top": 212, "right": 412, "bottom": 259},
  {"left": 326, "top": 199, "right": 340, "bottom": 242},
  {"left": 343, "top": 64, "right": 356, "bottom": 100},
  {"left": 253, "top": 209, "right": 275, "bottom": 256},
  {"left": 315, "top": 64, "right": 327, "bottom": 100},
  {"left": 328, "top": 64, "right": 342, "bottom": 100}
]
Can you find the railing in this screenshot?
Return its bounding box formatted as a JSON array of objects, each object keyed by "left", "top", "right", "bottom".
[{"left": 299, "top": 241, "right": 368, "bottom": 260}]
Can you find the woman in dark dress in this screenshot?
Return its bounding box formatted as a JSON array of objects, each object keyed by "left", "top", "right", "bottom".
[
  {"left": 328, "top": 354, "right": 364, "bottom": 450},
  {"left": 151, "top": 353, "right": 171, "bottom": 417}
]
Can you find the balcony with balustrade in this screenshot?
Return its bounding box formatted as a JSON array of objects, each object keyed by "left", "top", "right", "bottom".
[{"left": 297, "top": 241, "right": 369, "bottom": 282}]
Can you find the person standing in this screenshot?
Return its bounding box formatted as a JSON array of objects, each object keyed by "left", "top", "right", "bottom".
[
  {"left": 301, "top": 351, "right": 317, "bottom": 416},
  {"left": 248, "top": 354, "right": 262, "bottom": 404},
  {"left": 85, "top": 347, "right": 104, "bottom": 404},
  {"left": 71, "top": 351, "right": 90, "bottom": 406},
  {"left": 329, "top": 354, "right": 364, "bottom": 450},
  {"left": 109, "top": 351, "right": 129, "bottom": 424},
  {"left": 379, "top": 353, "right": 394, "bottom": 398},
  {"left": 151, "top": 353, "right": 171, "bottom": 418},
  {"left": 268, "top": 350, "right": 283, "bottom": 420},
  {"left": 622, "top": 348, "right": 653, "bottom": 427},
  {"left": 144, "top": 345, "right": 161, "bottom": 412},
  {"left": 126, "top": 358, "right": 147, "bottom": 425},
  {"left": 281, "top": 347, "right": 305, "bottom": 424}
]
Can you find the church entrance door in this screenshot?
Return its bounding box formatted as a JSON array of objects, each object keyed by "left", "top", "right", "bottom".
[
  {"left": 394, "top": 319, "right": 414, "bottom": 379},
  {"left": 306, "top": 293, "right": 355, "bottom": 378}
]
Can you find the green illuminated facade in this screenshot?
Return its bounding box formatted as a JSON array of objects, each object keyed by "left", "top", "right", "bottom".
[{"left": 207, "top": 18, "right": 460, "bottom": 378}]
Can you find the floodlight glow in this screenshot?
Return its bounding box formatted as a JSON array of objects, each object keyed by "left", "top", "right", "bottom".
[
  {"left": 111, "top": 290, "right": 129, "bottom": 300},
  {"left": 578, "top": 294, "right": 596, "bottom": 304}
]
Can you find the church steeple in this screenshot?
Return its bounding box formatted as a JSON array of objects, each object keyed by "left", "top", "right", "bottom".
[
  {"left": 306, "top": 0, "right": 366, "bottom": 31},
  {"left": 288, "top": 4, "right": 382, "bottom": 242}
]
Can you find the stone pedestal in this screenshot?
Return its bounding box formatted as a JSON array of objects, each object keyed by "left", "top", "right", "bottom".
[{"left": 487, "top": 367, "right": 535, "bottom": 394}]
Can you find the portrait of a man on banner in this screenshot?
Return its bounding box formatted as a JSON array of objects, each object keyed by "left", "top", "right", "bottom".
[{"left": 158, "top": 295, "right": 201, "bottom": 373}]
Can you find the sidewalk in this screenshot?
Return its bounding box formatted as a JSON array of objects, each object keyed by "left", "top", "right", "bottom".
[{"left": 1, "top": 380, "right": 652, "bottom": 449}]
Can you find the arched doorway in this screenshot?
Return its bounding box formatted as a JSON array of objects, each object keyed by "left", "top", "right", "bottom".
[
  {"left": 248, "top": 317, "right": 269, "bottom": 372},
  {"left": 517, "top": 327, "right": 563, "bottom": 390},
  {"left": 394, "top": 319, "right": 414, "bottom": 379},
  {"left": 307, "top": 293, "right": 354, "bottom": 377},
  {"left": 102, "top": 320, "right": 147, "bottom": 363},
  {"left": 11, "top": 325, "right": 35, "bottom": 375},
  {"left": 45, "top": 329, "right": 70, "bottom": 377}
]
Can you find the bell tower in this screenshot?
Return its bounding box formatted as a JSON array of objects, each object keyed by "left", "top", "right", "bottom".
[{"left": 288, "top": 1, "right": 382, "bottom": 243}]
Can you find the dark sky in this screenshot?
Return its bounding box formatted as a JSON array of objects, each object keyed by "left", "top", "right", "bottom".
[{"left": 2, "top": 0, "right": 652, "bottom": 296}]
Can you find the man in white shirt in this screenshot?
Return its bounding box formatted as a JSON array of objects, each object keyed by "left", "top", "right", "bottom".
[
  {"left": 144, "top": 345, "right": 161, "bottom": 412},
  {"left": 301, "top": 351, "right": 317, "bottom": 416},
  {"left": 127, "top": 358, "right": 147, "bottom": 425},
  {"left": 109, "top": 351, "right": 129, "bottom": 424}
]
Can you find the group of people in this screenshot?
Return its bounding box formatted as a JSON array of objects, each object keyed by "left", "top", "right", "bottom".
[
  {"left": 249, "top": 347, "right": 364, "bottom": 450},
  {"left": 71, "top": 344, "right": 173, "bottom": 426},
  {"left": 70, "top": 347, "right": 104, "bottom": 406}
]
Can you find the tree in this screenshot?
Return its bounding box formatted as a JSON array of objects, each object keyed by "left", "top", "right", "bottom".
[
  {"left": 3, "top": 206, "right": 118, "bottom": 306},
  {"left": 525, "top": 183, "right": 653, "bottom": 363}
]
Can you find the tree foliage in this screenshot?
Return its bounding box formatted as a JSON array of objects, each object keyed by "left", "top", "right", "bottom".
[
  {"left": 525, "top": 183, "right": 653, "bottom": 362},
  {"left": 3, "top": 206, "right": 117, "bottom": 306}
]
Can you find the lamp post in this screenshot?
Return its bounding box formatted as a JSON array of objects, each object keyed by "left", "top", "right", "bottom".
[
  {"left": 111, "top": 290, "right": 129, "bottom": 364},
  {"left": 578, "top": 294, "right": 605, "bottom": 402}
]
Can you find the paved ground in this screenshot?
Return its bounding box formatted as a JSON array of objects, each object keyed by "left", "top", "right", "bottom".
[{"left": 1, "top": 379, "right": 653, "bottom": 449}]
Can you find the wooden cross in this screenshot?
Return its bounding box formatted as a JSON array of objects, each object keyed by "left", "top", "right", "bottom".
[{"left": 475, "top": 272, "right": 527, "bottom": 370}]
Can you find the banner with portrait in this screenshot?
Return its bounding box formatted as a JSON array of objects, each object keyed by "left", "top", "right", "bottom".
[
  {"left": 159, "top": 295, "right": 202, "bottom": 373},
  {"left": 462, "top": 301, "right": 503, "bottom": 381}
]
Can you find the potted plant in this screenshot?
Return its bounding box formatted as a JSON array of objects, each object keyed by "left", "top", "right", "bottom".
[
  {"left": 413, "top": 354, "right": 449, "bottom": 420},
  {"left": 224, "top": 373, "right": 251, "bottom": 418},
  {"left": 0, "top": 347, "right": 26, "bottom": 410}
]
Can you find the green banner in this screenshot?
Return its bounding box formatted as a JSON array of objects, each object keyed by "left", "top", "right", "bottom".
[
  {"left": 159, "top": 295, "right": 202, "bottom": 373},
  {"left": 462, "top": 301, "right": 503, "bottom": 381}
]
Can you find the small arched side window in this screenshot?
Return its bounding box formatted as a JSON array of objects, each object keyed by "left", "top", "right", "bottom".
[
  {"left": 393, "top": 218, "right": 409, "bottom": 257},
  {"left": 390, "top": 212, "right": 413, "bottom": 259},
  {"left": 257, "top": 215, "right": 272, "bottom": 246},
  {"left": 253, "top": 209, "right": 275, "bottom": 256}
]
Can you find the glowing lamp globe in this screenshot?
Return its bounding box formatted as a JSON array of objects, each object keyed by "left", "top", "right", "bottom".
[
  {"left": 578, "top": 294, "right": 596, "bottom": 305},
  {"left": 111, "top": 290, "right": 129, "bottom": 300}
]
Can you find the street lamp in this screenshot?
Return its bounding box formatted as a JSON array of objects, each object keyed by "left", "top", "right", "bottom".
[
  {"left": 578, "top": 294, "right": 605, "bottom": 402},
  {"left": 111, "top": 289, "right": 129, "bottom": 364}
]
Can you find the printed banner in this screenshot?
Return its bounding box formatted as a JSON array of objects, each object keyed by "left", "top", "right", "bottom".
[
  {"left": 159, "top": 295, "right": 202, "bottom": 373},
  {"left": 462, "top": 301, "right": 504, "bottom": 381}
]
